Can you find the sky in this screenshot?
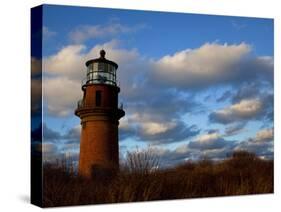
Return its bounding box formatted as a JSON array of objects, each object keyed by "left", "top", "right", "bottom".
[{"left": 31, "top": 4, "right": 274, "bottom": 167}]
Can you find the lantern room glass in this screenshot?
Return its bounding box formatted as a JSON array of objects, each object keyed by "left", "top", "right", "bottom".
[{"left": 86, "top": 62, "right": 117, "bottom": 86}]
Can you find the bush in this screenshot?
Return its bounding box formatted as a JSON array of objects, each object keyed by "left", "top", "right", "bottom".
[
  {"left": 123, "top": 147, "right": 160, "bottom": 175},
  {"left": 42, "top": 151, "right": 273, "bottom": 207}
]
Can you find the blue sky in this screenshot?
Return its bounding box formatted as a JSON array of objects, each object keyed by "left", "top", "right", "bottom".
[
  {"left": 31, "top": 4, "right": 274, "bottom": 167},
  {"left": 42, "top": 5, "right": 273, "bottom": 57}
]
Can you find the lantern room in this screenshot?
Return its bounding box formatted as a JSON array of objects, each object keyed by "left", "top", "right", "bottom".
[{"left": 84, "top": 49, "right": 118, "bottom": 87}]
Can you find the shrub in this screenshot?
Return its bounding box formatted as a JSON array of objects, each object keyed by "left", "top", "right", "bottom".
[{"left": 42, "top": 151, "right": 273, "bottom": 207}]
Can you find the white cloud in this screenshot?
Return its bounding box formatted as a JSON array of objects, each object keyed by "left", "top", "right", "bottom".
[
  {"left": 255, "top": 128, "right": 274, "bottom": 143},
  {"left": 43, "top": 26, "right": 56, "bottom": 39},
  {"left": 43, "top": 41, "right": 273, "bottom": 119},
  {"left": 42, "top": 142, "right": 57, "bottom": 153},
  {"left": 210, "top": 98, "right": 263, "bottom": 124},
  {"left": 196, "top": 132, "right": 220, "bottom": 143},
  {"left": 119, "top": 112, "right": 199, "bottom": 144},
  {"left": 44, "top": 40, "right": 138, "bottom": 79},
  {"left": 119, "top": 117, "right": 131, "bottom": 131},
  {"left": 174, "top": 143, "right": 190, "bottom": 154},
  {"left": 31, "top": 58, "right": 42, "bottom": 115},
  {"left": 152, "top": 42, "right": 251, "bottom": 88},
  {"left": 43, "top": 40, "right": 139, "bottom": 116},
  {"left": 156, "top": 42, "right": 250, "bottom": 73},
  {"left": 44, "top": 77, "right": 81, "bottom": 116},
  {"left": 224, "top": 123, "right": 246, "bottom": 136},
  {"left": 124, "top": 113, "right": 177, "bottom": 136},
  {"left": 234, "top": 128, "right": 274, "bottom": 158},
  {"left": 151, "top": 42, "right": 273, "bottom": 90},
  {"left": 141, "top": 121, "right": 177, "bottom": 136},
  {"left": 69, "top": 23, "right": 146, "bottom": 43},
  {"left": 31, "top": 57, "right": 41, "bottom": 77},
  {"left": 31, "top": 78, "right": 41, "bottom": 115},
  {"left": 188, "top": 132, "right": 231, "bottom": 150},
  {"left": 42, "top": 39, "right": 273, "bottom": 152},
  {"left": 43, "top": 45, "right": 85, "bottom": 80},
  {"left": 230, "top": 99, "right": 262, "bottom": 115}
]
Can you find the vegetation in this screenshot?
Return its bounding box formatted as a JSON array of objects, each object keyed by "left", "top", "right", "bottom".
[{"left": 43, "top": 150, "right": 273, "bottom": 207}]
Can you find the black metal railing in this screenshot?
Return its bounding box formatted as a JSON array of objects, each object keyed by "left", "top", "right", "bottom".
[
  {"left": 81, "top": 77, "right": 118, "bottom": 87},
  {"left": 77, "top": 99, "right": 84, "bottom": 109},
  {"left": 119, "top": 103, "right": 123, "bottom": 110},
  {"left": 77, "top": 100, "right": 124, "bottom": 111}
]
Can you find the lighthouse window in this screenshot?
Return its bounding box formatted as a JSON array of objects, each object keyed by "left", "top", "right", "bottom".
[
  {"left": 96, "top": 90, "right": 101, "bottom": 106},
  {"left": 86, "top": 62, "right": 117, "bottom": 86},
  {"left": 93, "top": 63, "right": 98, "bottom": 71},
  {"left": 98, "top": 62, "right": 105, "bottom": 71}
]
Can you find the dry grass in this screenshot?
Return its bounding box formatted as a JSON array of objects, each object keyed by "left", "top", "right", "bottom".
[{"left": 42, "top": 150, "right": 273, "bottom": 207}]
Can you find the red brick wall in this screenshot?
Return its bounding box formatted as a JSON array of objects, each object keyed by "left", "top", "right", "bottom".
[
  {"left": 84, "top": 84, "right": 118, "bottom": 108},
  {"left": 78, "top": 84, "right": 121, "bottom": 178},
  {"left": 78, "top": 119, "right": 119, "bottom": 177}
]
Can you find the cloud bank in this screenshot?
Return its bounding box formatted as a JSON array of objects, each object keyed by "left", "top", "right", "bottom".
[{"left": 41, "top": 40, "right": 274, "bottom": 165}]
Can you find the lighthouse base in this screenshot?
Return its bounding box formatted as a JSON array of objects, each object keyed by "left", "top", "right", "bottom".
[{"left": 78, "top": 119, "right": 119, "bottom": 178}]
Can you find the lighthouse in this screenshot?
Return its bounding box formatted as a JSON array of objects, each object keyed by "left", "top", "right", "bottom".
[{"left": 75, "top": 50, "right": 125, "bottom": 178}]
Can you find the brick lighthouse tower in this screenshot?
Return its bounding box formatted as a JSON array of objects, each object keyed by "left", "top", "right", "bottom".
[{"left": 75, "top": 50, "right": 125, "bottom": 178}]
